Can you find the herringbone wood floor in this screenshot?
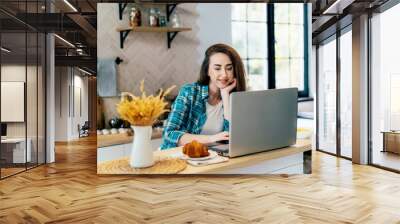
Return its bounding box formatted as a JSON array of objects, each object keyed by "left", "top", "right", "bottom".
[{"left": 1, "top": 136, "right": 400, "bottom": 224}]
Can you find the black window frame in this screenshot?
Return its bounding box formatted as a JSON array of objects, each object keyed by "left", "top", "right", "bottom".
[
  {"left": 232, "top": 3, "right": 310, "bottom": 98},
  {"left": 269, "top": 4, "right": 309, "bottom": 97}
]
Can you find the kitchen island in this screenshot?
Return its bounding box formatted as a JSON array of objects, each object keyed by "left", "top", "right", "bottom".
[{"left": 97, "top": 139, "right": 311, "bottom": 174}]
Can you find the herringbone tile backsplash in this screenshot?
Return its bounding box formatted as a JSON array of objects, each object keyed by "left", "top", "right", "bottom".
[{"left": 98, "top": 3, "right": 201, "bottom": 126}]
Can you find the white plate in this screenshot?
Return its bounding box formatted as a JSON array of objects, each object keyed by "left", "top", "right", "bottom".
[{"left": 181, "top": 150, "right": 218, "bottom": 161}]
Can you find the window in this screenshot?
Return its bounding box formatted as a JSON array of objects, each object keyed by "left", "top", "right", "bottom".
[
  {"left": 232, "top": 3, "right": 268, "bottom": 90},
  {"left": 0, "top": 1, "right": 47, "bottom": 179},
  {"left": 231, "top": 3, "right": 309, "bottom": 96},
  {"left": 390, "top": 74, "right": 400, "bottom": 130},
  {"left": 339, "top": 28, "right": 352, "bottom": 158},
  {"left": 274, "top": 4, "right": 305, "bottom": 93},
  {"left": 315, "top": 26, "right": 353, "bottom": 159},
  {"left": 317, "top": 37, "right": 337, "bottom": 155},
  {"left": 371, "top": 3, "right": 400, "bottom": 171}
]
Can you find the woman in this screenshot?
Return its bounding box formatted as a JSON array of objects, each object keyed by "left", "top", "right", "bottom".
[{"left": 160, "top": 43, "right": 247, "bottom": 150}]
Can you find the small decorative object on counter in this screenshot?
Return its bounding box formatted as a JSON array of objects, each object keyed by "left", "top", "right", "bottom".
[
  {"left": 122, "top": 120, "right": 130, "bottom": 128},
  {"left": 109, "top": 117, "right": 123, "bottom": 128},
  {"left": 129, "top": 5, "right": 141, "bottom": 27},
  {"left": 149, "top": 8, "right": 159, "bottom": 27},
  {"left": 118, "top": 128, "right": 130, "bottom": 135},
  {"left": 169, "top": 9, "right": 181, "bottom": 28},
  {"left": 117, "top": 80, "right": 176, "bottom": 168},
  {"left": 118, "top": 128, "right": 125, "bottom": 134}
]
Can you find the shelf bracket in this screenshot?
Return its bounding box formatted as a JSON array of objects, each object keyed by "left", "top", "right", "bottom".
[
  {"left": 120, "top": 30, "right": 131, "bottom": 49},
  {"left": 167, "top": 32, "right": 178, "bottom": 49},
  {"left": 119, "top": 3, "right": 128, "bottom": 20},
  {"left": 166, "top": 4, "right": 177, "bottom": 22}
]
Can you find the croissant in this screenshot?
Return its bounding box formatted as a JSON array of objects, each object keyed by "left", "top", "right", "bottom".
[{"left": 183, "top": 140, "right": 209, "bottom": 158}]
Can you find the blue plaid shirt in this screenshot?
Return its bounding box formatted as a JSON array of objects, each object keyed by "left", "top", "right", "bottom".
[{"left": 160, "top": 82, "right": 229, "bottom": 150}]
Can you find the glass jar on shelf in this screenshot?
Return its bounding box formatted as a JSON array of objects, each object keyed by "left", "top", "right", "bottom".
[
  {"left": 129, "top": 5, "right": 141, "bottom": 27},
  {"left": 169, "top": 9, "right": 181, "bottom": 28}
]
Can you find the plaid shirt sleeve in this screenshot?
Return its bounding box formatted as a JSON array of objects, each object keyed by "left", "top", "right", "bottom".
[
  {"left": 160, "top": 85, "right": 191, "bottom": 150},
  {"left": 223, "top": 118, "right": 230, "bottom": 132}
]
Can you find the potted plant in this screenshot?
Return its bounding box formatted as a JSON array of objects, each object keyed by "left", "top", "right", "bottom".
[{"left": 117, "top": 80, "right": 175, "bottom": 168}]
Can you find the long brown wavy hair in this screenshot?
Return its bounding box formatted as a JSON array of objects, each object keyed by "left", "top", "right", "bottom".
[{"left": 197, "top": 43, "right": 247, "bottom": 92}]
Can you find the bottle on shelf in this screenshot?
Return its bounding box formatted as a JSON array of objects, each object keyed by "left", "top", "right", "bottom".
[
  {"left": 159, "top": 15, "right": 167, "bottom": 27},
  {"left": 149, "top": 8, "right": 159, "bottom": 27},
  {"left": 155, "top": 8, "right": 161, "bottom": 26}
]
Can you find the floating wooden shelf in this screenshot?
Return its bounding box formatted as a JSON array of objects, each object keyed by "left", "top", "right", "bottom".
[
  {"left": 117, "top": 26, "right": 192, "bottom": 49},
  {"left": 118, "top": 3, "right": 185, "bottom": 49},
  {"left": 117, "top": 26, "right": 191, "bottom": 33}
]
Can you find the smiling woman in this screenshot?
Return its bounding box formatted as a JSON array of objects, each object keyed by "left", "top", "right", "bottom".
[
  {"left": 160, "top": 43, "right": 247, "bottom": 150},
  {"left": 96, "top": 3, "right": 313, "bottom": 175}
]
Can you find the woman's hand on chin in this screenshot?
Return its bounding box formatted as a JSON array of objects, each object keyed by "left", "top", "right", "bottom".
[{"left": 220, "top": 78, "right": 237, "bottom": 97}]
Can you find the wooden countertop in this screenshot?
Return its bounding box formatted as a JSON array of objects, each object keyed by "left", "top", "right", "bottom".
[
  {"left": 97, "top": 129, "right": 163, "bottom": 148},
  {"left": 154, "top": 139, "right": 311, "bottom": 174}
]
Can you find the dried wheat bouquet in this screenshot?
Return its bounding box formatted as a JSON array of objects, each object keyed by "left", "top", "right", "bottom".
[{"left": 117, "top": 80, "right": 175, "bottom": 126}]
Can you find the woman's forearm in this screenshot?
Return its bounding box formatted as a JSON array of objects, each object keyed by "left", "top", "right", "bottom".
[
  {"left": 178, "top": 133, "right": 213, "bottom": 146},
  {"left": 221, "top": 94, "right": 231, "bottom": 122}
]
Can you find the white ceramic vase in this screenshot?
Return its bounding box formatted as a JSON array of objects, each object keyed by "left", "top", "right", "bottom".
[{"left": 130, "top": 125, "right": 154, "bottom": 168}]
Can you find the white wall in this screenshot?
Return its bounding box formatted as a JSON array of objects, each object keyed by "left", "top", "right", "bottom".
[
  {"left": 196, "top": 3, "right": 232, "bottom": 64},
  {"left": 310, "top": 46, "right": 316, "bottom": 99},
  {"left": 72, "top": 74, "right": 89, "bottom": 138},
  {"left": 297, "top": 44, "right": 316, "bottom": 114},
  {"left": 1, "top": 64, "right": 46, "bottom": 164},
  {"left": 54, "top": 67, "right": 89, "bottom": 141},
  {"left": 55, "top": 67, "right": 68, "bottom": 141},
  {"left": 1, "top": 65, "right": 26, "bottom": 81},
  {"left": 1, "top": 65, "right": 39, "bottom": 137},
  {"left": 1, "top": 65, "right": 28, "bottom": 140}
]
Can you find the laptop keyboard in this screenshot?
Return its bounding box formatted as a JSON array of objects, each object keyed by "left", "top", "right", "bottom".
[{"left": 209, "top": 144, "right": 229, "bottom": 153}]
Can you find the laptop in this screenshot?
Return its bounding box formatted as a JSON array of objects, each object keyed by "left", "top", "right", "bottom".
[{"left": 209, "top": 88, "right": 298, "bottom": 158}]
